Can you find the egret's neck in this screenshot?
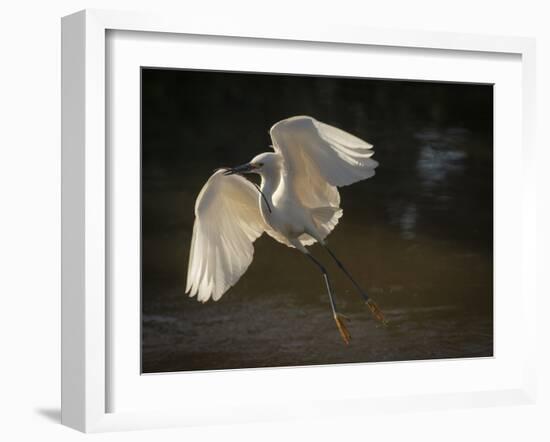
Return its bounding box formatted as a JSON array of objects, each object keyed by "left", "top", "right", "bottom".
[{"left": 258, "top": 167, "right": 282, "bottom": 206}]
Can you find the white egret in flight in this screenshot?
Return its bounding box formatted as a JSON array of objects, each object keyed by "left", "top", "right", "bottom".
[{"left": 186, "top": 116, "right": 386, "bottom": 344}]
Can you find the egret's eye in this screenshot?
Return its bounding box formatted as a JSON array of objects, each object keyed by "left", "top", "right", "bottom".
[{"left": 257, "top": 162, "right": 264, "bottom": 167}]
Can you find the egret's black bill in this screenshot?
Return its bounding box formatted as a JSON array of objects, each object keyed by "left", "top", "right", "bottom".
[{"left": 223, "top": 163, "right": 254, "bottom": 175}]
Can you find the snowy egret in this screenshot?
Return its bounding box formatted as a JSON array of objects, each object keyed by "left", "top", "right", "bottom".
[{"left": 185, "top": 115, "right": 386, "bottom": 344}]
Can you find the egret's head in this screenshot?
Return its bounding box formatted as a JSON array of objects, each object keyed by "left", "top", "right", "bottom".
[{"left": 223, "top": 152, "right": 279, "bottom": 176}]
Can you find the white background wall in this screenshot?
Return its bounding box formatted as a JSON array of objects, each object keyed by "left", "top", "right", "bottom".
[{"left": 0, "top": 1, "right": 547, "bottom": 441}]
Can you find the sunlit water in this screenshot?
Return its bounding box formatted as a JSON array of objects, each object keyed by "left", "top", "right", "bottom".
[
  {"left": 142, "top": 135, "right": 493, "bottom": 373},
  {"left": 143, "top": 298, "right": 492, "bottom": 373}
]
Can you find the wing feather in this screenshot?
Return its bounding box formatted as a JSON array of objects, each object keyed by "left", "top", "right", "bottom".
[
  {"left": 269, "top": 115, "right": 378, "bottom": 239},
  {"left": 186, "top": 170, "right": 265, "bottom": 302},
  {"left": 270, "top": 116, "right": 378, "bottom": 198}
]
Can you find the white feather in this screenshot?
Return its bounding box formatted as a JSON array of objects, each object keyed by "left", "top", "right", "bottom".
[
  {"left": 269, "top": 115, "right": 377, "bottom": 239},
  {"left": 186, "top": 170, "right": 265, "bottom": 302}
]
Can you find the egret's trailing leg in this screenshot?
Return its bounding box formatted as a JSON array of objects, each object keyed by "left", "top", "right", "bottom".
[
  {"left": 304, "top": 253, "right": 351, "bottom": 344},
  {"left": 323, "top": 246, "right": 388, "bottom": 326}
]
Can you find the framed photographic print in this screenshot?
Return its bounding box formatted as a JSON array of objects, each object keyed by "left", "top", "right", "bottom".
[
  {"left": 61, "top": 9, "right": 537, "bottom": 432},
  {"left": 140, "top": 69, "right": 493, "bottom": 371}
]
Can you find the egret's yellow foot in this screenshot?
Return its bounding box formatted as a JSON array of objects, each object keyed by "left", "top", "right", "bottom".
[
  {"left": 334, "top": 313, "right": 351, "bottom": 344},
  {"left": 367, "top": 299, "right": 388, "bottom": 326}
]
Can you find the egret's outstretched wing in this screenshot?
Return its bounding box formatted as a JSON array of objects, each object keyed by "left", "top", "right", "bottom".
[
  {"left": 186, "top": 170, "right": 265, "bottom": 302},
  {"left": 270, "top": 115, "right": 378, "bottom": 209}
]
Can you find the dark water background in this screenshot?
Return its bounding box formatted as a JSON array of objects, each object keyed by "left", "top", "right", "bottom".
[{"left": 141, "top": 69, "right": 493, "bottom": 373}]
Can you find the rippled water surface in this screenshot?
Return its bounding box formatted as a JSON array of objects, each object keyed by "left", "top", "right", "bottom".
[{"left": 141, "top": 70, "right": 493, "bottom": 373}]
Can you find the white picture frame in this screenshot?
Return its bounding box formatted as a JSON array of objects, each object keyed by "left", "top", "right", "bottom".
[{"left": 61, "top": 8, "right": 537, "bottom": 433}]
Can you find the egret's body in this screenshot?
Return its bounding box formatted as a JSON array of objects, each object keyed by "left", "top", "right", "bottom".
[
  {"left": 256, "top": 156, "right": 317, "bottom": 250},
  {"left": 186, "top": 116, "right": 386, "bottom": 343}
]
